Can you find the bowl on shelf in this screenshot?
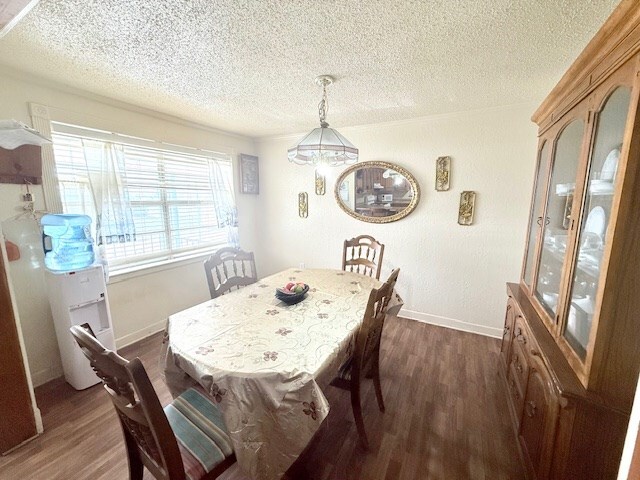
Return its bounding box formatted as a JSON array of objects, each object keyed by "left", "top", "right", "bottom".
[{"left": 275, "top": 284, "right": 309, "bottom": 305}]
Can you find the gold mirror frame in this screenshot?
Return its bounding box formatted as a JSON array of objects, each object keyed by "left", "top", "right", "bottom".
[{"left": 334, "top": 161, "right": 421, "bottom": 224}]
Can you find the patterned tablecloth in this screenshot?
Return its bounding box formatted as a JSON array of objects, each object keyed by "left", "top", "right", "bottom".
[{"left": 162, "top": 268, "right": 402, "bottom": 480}]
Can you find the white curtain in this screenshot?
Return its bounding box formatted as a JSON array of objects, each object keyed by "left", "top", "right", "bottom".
[
  {"left": 81, "top": 140, "right": 136, "bottom": 247},
  {"left": 208, "top": 159, "right": 239, "bottom": 248}
]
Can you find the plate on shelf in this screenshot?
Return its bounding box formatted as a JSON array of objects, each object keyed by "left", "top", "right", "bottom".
[
  {"left": 589, "top": 182, "right": 614, "bottom": 195},
  {"left": 555, "top": 182, "right": 575, "bottom": 195},
  {"left": 600, "top": 147, "right": 620, "bottom": 182},
  {"left": 584, "top": 206, "right": 606, "bottom": 238}
]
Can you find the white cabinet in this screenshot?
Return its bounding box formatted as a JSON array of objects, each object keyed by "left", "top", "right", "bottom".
[{"left": 46, "top": 265, "right": 115, "bottom": 390}]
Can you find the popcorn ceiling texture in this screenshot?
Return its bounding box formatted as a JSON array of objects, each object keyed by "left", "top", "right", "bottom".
[{"left": 0, "top": 0, "right": 618, "bottom": 137}]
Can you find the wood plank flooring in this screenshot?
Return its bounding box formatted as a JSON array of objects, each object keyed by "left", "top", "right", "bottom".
[{"left": 0, "top": 317, "right": 525, "bottom": 480}]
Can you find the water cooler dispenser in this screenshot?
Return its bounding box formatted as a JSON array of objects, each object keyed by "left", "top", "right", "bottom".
[
  {"left": 46, "top": 265, "right": 115, "bottom": 390},
  {"left": 41, "top": 214, "right": 115, "bottom": 390}
]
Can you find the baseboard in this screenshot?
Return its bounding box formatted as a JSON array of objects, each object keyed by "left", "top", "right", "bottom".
[
  {"left": 400, "top": 309, "right": 503, "bottom": 338},
  {"left": 30, "top": 320, "right": 167, "bottom": 385},
  {"left": 31, "top": 364, "right": 64, "bottom": 387},
  {"left": 115, "top": 319, "right": 167, "bottom": 349}
]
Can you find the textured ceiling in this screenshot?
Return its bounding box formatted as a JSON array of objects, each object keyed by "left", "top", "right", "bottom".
[{"left": 0, "top": 0, "right": 620, "bottom": 137}]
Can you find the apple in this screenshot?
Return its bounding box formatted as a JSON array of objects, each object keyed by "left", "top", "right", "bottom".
[
  {"left": 285, "top": 282, "right": 295, "bottom": 290},
  {"left": 294, "top": 284, "right": 304, "bottom": 293}
]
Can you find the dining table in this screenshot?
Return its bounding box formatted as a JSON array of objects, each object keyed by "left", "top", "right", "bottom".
[{"left": 161, "top": 267, "right": 402, "bottom": 480}]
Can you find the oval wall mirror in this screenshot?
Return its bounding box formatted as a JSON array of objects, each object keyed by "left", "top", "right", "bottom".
[{"left": 334, "top": 161, "right": 420, "bottom": 223}]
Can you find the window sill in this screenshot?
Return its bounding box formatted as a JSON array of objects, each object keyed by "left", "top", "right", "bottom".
[{"left": 107, "top": 252, "right": 213, "bottom": 285}]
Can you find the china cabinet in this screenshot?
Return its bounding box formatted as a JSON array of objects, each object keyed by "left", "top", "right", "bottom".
[{"left": 499, "top": 1, "right": 640, "bottom": 478}]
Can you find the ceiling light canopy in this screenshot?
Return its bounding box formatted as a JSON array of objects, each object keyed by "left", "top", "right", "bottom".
[{"left": 288, "top": 75, "right": 358, "bottom": 167}]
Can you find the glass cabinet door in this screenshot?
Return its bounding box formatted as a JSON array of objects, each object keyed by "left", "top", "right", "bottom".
[
  {"left": 523, "top": 141, "right": 551, "bottom": 288},
  {"left": 563, "top": 87, "right": 631, "bottom": 360},
  {"left": 534, "top": 119, "right": 585, "bottom": 319}
]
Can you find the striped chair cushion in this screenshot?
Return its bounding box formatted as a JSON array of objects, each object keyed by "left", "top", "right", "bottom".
[
  {"left": 337, "top": 356, "right": 353, "bottom": 381},
  {"left": 164, "top": 388, "right": 234, "bottom": 480}
]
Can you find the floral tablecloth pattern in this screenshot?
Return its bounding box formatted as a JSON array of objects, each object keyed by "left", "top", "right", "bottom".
[{"left": 162, "top": 268, "right": 402, "bottom": 480}]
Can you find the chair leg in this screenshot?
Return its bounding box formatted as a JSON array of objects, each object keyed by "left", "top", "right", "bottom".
[
  {"left": 372, "top": 360, "right": 385, "bottom": 413},
  {"left": 350, "top": 383, "right": 369, "bottom": 450},
  {"left": 123, "top": 430, "right": 144, "bottom": 480}
]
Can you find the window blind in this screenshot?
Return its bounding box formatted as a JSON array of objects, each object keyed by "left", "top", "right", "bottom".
[{"left": 50, "top": 127, "right": 235, "bottom": 271}]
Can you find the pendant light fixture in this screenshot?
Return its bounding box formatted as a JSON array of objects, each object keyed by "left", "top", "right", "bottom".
[{"left": 288, "top": 75, "right": 358, "bottom": 167}]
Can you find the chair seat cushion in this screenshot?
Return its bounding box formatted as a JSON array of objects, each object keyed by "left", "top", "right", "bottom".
[
  {"left": 164, "top": 388, "right": 234, "bottom": 480},
  {"left": 336, "top": 356, "right": 353, "bottom": 381}
]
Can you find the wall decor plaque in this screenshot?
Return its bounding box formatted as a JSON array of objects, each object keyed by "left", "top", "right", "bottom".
[
  {"left": 435, "top": 156, "right": 451, "bottom": 191},
  {"left": 298, "top": 192, "right": 308, "bottom": 218},
  {"left": 458, "top": 191, "right": 476, "bottom": 225},
  {"left": 315, "top": 169, "right": 326, "bottom": 195}
]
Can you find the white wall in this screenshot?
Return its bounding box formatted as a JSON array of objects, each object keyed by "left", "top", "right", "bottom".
[
  {"left": 0, "top": 68, "right": 259, "bottom": 385},
  {"left": 256, "top": 104, "right": 538, "bottom": 336}
]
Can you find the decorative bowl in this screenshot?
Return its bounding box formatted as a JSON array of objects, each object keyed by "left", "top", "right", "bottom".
[{"left": 275, "top": 284, "right": 309, "bottom": 305}]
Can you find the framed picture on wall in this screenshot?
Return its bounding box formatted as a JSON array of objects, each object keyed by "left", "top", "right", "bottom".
[{"left": 239, "top": 154, "right": 259, "bottom": 194}]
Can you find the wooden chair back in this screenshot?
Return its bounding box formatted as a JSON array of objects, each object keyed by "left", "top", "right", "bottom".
[
  {"left": 342, "top": 235, "right": 385, "bottom": 280},
  {"left": 69, "top": 325, "right": 186, "bottom": 480},
  {"left": 352, "top": 268, "right": 400, "bottom": 386},
  {"left": 204, "top": 247, "right": 257, "bottom": 299}
]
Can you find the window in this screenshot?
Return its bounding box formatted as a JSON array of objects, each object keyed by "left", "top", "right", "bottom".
[{"left": 50, "top": 123, "right": 236, "bottom": 272}]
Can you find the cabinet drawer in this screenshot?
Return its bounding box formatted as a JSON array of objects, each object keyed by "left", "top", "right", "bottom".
[
  {"left": 508, "top": 364, "right": 525, "bottom": 426},
  {"left": 500, "top": 300, "right": 517, "bottom": 368},
  {"left": 510, "top": 340, "right": 530, "bottom": 393},
  {"left": 513, "top": 315, "right": 530, "bottom": 350}
]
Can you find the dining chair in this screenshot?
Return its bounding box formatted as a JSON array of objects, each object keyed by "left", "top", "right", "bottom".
[
  {"left": 331, "top": 267, "right": 400, "bottom": 449},
  {"left": 342, "top": 235, "right": 385, "bottom": 280},
  {"left": 69, "top": 325, "right": 236, "bottom": 480},
  {"left": 204, "top": 247, "right": 258, "bottom": 299}
]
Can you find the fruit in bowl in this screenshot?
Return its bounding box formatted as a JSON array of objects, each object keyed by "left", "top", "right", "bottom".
[
  {"left": 275, "top": 282, "right": 309, "bottom": 304},
  {"left": 278, "top": 282, "right": 306, "bottom": 295}
]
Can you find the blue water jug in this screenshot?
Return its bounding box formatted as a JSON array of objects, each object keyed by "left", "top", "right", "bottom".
[{"left": 41, "top": 214, "right": 95, "bottom": 272}]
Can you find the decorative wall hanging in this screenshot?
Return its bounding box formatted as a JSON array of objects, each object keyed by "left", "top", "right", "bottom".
[
  {"left": 315, "top": 170, "right": 326, "bottom": 195},
  {"left": 435, "top": 156, "right": 451, "bottom": 191},
  {"left": 288, "top": 75, "right": 358, "bottom": 167},
  {"left": 0, "top": 145, "right": 42, "bottom": 184},
  {"left": 458, "top": 191, "right": 476, "bottom": 225},
  {"left": 0, "top": 120, "right": 49, "bottom": 185},
  {"left": 239, "top": 154, "right": 259, "bottom": 194},
  {"left": 298, "top": 192, "right": 308, "bottom": 218}
]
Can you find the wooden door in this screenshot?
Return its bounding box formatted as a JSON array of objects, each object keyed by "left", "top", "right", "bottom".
[{"left": 0, "top": 240, "right": 37, "bottom": 453}]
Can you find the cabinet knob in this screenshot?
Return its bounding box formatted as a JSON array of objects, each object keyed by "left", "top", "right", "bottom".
[
  {"left": 503, "top": 326, "right": 510, "bottom": 336},
  {"left": 517, "top": 333, "right": 527, "bottom": 344},
  {"left": 516, "top": 363, "right": 523, "bottom": 374},
  {"left": 526, "top": 401, "right": 537, "bottom": 418}
]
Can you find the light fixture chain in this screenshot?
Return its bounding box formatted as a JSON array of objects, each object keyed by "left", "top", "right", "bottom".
[{"left": 318, "top": 83, "right": 329, "bottom": 127}]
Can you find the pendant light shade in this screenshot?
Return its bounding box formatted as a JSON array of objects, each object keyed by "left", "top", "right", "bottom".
[{"left": 288, "top": 75, "right": 358, "bottom": 167}]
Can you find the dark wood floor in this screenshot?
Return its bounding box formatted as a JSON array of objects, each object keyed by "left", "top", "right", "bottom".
[{"left": 0, "top": 317, "right": 525, "bottom": 480}]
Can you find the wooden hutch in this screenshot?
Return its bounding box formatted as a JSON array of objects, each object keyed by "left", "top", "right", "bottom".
[{"left": 499, "top": 1, "right": 640, "bottom": 478}]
